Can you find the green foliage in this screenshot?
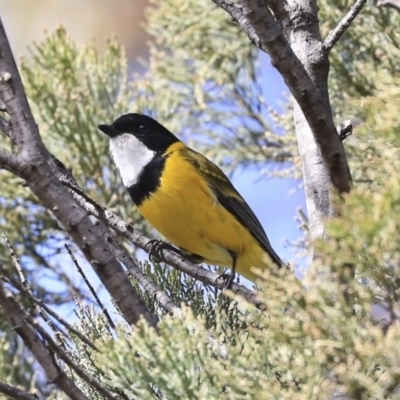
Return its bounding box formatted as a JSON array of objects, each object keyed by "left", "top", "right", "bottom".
[
  {"left": 1, "top": 0, "right": 400, "bottom": 398},
  {"left": 131, "top": 261, "right": 216, "bottom": 316},
  {"left": 21, "top": 27, "right": 136, "bottom": 216},
  {"left": 70, "top": 264, "right": 398, "bottom": 399}
]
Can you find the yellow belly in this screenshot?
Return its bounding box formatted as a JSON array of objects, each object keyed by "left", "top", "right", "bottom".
[{"left": 137, "top": 148, "right": 267, "bottom": 282}]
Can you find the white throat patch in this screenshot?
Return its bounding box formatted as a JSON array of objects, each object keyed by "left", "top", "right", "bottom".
[{"left": 109, "top": 134, "right": 155, "bottom": 188}]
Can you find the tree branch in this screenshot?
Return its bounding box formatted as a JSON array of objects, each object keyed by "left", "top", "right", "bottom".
[
  {"left": 27, "top": 317, "right": 119, "bottom": 400},
  {"left": 0, "top": 282, "right": 90, "bottom": 400},
  {"left": 65, "top": 243, "right": 116, "bottom": 329},
  {"left": 324, "top": 0, "right": 367, "bottom": 52},
  {"left": 0, "top": 381, "right": 39, "bottom": 400},
  {"left": 377, "top": 0, "right": 400, "bottom": 11},
  {"left": 0, "top": 18, "right": 158, "bottom": 328},
  {"left": 0, "top": 261, "right": 98, "bottom": 350},
  {"left": 213, "top": 0, "right": 352, "bottom": 196}
]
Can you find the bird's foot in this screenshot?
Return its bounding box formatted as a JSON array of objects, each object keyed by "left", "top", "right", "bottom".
[
  {"left": 217, "top": 271, "right": 236, "bottom": 289},
  {"left": 146, "top": 240, "right": 176, "bottom": 263},
  {"left": 146, "top": 240, "right": 202, "bottom": 265}
]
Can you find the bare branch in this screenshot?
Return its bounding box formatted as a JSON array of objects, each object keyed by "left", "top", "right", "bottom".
[
  {"left": 377, "top": 0, "right": 400, "bottom": 11},
  {"left": 324, "top": 0, "right": 367, "bottom": 52},
  {"left": 1, "top": 229, "right": 67, "bottom": 350},
  {"left": 65, "top": 243, "right": 116, "bottom": 330},
  {"left": 27, "top": 244, "right": 85, "bottom": 303},
  {"left": 0, "top": 381, "right": 39, "bottom": 400},
  {"left": 27, "top": 318, "right": 119, "bottom": 400},
  {"left": 0, "top": 260, "right": 98, "bottom": 351},
  {"left": 213, "top": 0, "right": 351, "bottom": 195},
  {"left": 0, "top": 282, "right": 90, "bottom": 400},
  {"left": 0, "top": 18, "right": 158, "bottom": 328}
]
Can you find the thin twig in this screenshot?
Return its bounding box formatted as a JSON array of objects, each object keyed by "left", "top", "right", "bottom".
[
  {"left": 61, "top": 179, "right": 106, "bottom": 218},
  {"left": 0, "top": 262, "right": 98, "bottom": 351},
  {"left": 1, "top": 229, "right": 67, "bottom": 350},
  {"left": 27, "top": 244, "right": 86, "bottom": 303},
  {"left": 324, "top": 0, "right": 367, "bottom": 52},
  {"left": 0, "top": 380, "right": 39, "bottom": 400},
  {"left": 65, "top": 243, "right": 116, "bottom": 330},
  {"left": 0, "top": 281, "right": 89, "bottom": 400},
  {"left": 29, "top": 317, "right": 120, "bottom": 400},
  {"left": 377, "top": 0, "right": 400, "bottom": 11}
]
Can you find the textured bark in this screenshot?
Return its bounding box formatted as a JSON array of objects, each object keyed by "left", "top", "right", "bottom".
[
  {"left": 0, "top": 381, "right": 40, "bottom": 400},
  {"left": 0, "top": 284, "right": 89, "bottom": 400},
  {"left": 287, "top": 0, "right": 334, "bottom": 244},
  {"left": 324, "top": 0, "right": 367, "bottom": 51}
]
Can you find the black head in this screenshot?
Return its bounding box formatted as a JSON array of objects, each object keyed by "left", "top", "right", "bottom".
[{"left": 98, "top": 113, "right": 180, "bottom": 152}]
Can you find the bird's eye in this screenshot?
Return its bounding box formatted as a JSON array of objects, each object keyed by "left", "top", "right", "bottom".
[{"left": 138, "top": 124, "right": 146, "bottom": 131}]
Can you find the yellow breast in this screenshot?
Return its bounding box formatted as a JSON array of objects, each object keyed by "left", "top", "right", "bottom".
[{"left": 137, "top": 143, "right": 266, "bottom": 281}]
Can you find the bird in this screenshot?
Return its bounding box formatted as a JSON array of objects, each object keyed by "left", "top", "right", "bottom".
[{"left": 98, "top": 113, "right": 283, "bottom": 283}]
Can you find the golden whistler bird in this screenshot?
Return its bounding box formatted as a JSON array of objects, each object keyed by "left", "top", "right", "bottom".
[{"left": 98, "top": 114, "right": 283, "bottom": 283}]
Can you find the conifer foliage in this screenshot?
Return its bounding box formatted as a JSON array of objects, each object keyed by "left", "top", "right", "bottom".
[{"left": 0, "top": 1, "right": 399, "bottom": 399}]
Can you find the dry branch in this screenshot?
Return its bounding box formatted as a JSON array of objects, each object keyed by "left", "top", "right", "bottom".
[
  {"left": 324, "top": 0, "right": 367, "bottom": 51},
  {"left": 0, "top": 381, "right": 39, "bottom": 400},
  {"left": 0, "top": 282, "right": 90, "bottom": 400},
  {"left": 213, "top": 0, "right": 352, "bottom": 195}
]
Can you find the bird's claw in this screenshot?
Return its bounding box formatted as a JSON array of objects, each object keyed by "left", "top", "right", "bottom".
[{"left": 217, "top": 271, "right": 236, "bottom": 289}]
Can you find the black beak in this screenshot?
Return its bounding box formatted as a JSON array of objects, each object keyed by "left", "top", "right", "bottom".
[{"left": 98, "top": 124, "right": 119, "bottom": 138}]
